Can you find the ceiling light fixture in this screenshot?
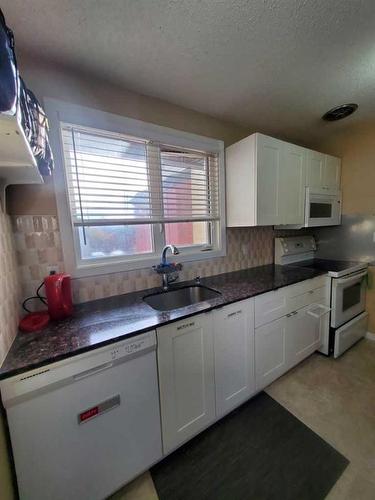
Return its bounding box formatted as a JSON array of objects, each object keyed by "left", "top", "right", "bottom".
[{"left": 322, "top": 103, "right": 358, "bottom": 121}]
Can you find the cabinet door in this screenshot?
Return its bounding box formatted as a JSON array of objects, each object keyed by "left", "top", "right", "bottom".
[
  {"left": 214, "top": 299, "right": 255, "bottom": 417},
  {"left": 306, "top": 150, "right": 325, "bottom": 187},
  {"left": 281, "top": 143, "right": 306, "bottom": 224},
  {"left": 255, "top": 316, "right": 287, "bottom": 391},
  {"left": 323, "top": 155, "right": 341, "bottom": 189},
  {"left": 286, "top": 305, "right": 321, "bottom": 369},
  {"left": 256, "top": 134, "right": 284, "bottom": 225},
  {"left": 157, "top": 313, "right": 215, "bottom": 454}
]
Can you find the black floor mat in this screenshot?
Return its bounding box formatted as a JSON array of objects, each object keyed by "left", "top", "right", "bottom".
[{"left": 151, "top": 392, "right": 348, "bottom": 500}]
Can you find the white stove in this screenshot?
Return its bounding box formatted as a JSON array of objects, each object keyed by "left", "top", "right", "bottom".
[{"left": 275, "top": 236, "right": 368, "bottom": 358}]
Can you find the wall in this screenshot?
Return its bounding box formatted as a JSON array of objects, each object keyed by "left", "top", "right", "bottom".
[
  {"left": 0, "top": 209, "right": 20, "bottom": 365},
  {"left": 315, "top": 124, "right": 375, "bottom": 332},
  {"left": 0, "top": 206, "right": 19, "bottom": 500}
]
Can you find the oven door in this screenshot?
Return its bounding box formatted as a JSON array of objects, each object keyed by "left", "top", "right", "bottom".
[
  {"left": 331, "top": 270, "right": 367, "bottom": 328},
  {"left": 305, "top": 189, "right": 341, "bottom": 227}
]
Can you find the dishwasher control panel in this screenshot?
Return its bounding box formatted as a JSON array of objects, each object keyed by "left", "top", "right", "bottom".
[{"left": 110, "top": 338, "right": 149, "bottom": 360}]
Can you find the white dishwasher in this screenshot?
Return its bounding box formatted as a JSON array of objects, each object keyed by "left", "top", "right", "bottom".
[{"left": 0, "top": 330, "right": 162, "bottom": 500}]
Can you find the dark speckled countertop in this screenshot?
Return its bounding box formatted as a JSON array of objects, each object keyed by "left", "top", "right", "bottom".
[{"left": 0, "top": 264, "right": 325, "bottom": 380}]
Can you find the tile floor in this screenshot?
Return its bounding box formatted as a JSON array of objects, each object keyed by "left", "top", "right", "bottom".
[{"left": 110, "top": 339, "right": 375, "bottom": 500}]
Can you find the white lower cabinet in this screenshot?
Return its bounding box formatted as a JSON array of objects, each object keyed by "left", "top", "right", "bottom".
[
  {"left": 156, "top": 313, "right": 215, "bottom": 454},
  {"left": 255, "top": 316, "right": 288, "bottom": 391},
  {"left": 286, "top": 305, "right": 322, "bottom": 369},
  {"left": 255, "top": 302, "right": 327, "bottom": 391},
  {"left": 157, "top": 278, "right": 328, "bottom": 454},
  {"left": 214, "top": 299, "right": 255, "bottom": 417}
]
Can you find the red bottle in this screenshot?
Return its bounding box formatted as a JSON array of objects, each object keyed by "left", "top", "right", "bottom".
[{"left": 44, "top": 273, "right": 73, "bottom": 320}]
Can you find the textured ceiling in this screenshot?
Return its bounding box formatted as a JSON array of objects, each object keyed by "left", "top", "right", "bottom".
[{"left": 2, "top": 0, "right": 375, "bottom": 144}]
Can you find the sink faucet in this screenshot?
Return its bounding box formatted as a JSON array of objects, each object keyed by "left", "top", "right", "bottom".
[
  {"left": 161, "top": 244, "right": 179, "bottom": 265},
  {"left": 153, "top": 245, "right": 182, "bottom": 291}
]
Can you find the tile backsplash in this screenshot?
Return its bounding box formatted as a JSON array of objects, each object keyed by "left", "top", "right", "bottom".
[
  {"left": 0, "top": 209, "right": 21, "bottom": 364},
  {"left": 13, "top": 215, "right": 276, "bottom": 305}
]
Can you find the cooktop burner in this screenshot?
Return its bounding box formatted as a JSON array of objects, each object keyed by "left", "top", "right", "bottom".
[{"left": 290, "top": 258, "right": 367, "bottom": 278}]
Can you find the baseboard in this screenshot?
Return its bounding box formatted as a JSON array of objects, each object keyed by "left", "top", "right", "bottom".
[{"left": 365, "top": 331, "right": 375, "bottom": 341}]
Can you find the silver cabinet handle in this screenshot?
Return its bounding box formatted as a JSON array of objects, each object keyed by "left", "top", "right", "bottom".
[
  {"left": 177, "top": 321, "right": 195, "bottom": 331},
  {"left": 227, "top": 310, "right": 242, "bottom": 318},
  {"left": 287, "top": 311, "right": 298, "bottom": 318}
]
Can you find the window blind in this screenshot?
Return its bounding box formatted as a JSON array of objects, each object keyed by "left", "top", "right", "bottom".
[{"left": 61, "top": 125, "right": 220, "bottom": 228}]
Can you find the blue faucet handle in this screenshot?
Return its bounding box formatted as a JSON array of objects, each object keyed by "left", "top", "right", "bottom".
[{"left": 153, "top": 262, "right": 182, "bottom": 275}]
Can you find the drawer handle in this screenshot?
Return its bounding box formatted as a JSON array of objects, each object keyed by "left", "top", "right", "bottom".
[
  {"left": 177, "top": 321, "right": 195, "bottom": 331},
  {"left": 227, "top": 310, "right": 242, "bottom": 318}
]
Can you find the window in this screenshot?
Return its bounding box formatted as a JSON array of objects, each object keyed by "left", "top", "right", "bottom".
[{"left": 52, "top": 105, "right": 225, "bottom": 277}]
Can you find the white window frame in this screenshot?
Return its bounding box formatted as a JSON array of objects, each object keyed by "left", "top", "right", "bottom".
[{"left": 44, "top": 99, "right": 226, "bottom": 278}]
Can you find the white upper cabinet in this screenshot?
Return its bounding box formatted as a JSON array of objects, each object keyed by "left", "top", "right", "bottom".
[
  {"left": 281, "top": 143, "right": 306, "bottom": 224},
  {"left": 226, "top": 133, "right": 340, "bottom": 227},
  {"left": 256, "top": 134, "right": 285, "bottom": 225},
  {"left": 306, "top": 149, "right": 341, "bottom": 190},
  {"left": 323, "top": 155, "right": 341, "bottom": 189},
  {"left": 226, "top": 133, "right": 305, "bottom": 227}
]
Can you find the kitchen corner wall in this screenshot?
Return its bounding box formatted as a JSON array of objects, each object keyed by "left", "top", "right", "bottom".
[{"left": 0, "top": 207, "right": 20, "bottom": 365}]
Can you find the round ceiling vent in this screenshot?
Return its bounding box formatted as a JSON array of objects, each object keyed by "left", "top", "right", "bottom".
[{"left": 322, "top": 103, "right": 358, "bottom": 121}]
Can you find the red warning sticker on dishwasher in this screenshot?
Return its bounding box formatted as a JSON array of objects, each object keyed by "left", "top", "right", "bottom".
[
  {"left": 79, "top": 406, "right": 99, "bottom": 423},
  {"left": 78, "top": 395, "right": 120, "bottom": 424}
]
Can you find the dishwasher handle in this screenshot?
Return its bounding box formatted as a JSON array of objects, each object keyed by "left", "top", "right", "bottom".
[{"left": 73, "top": 362, "right": 114, "bottom": 381}]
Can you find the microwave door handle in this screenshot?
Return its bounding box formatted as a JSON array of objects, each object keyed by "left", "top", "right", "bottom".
[{"left": 335, "top": 270, "right": 368, "bottom": 286}]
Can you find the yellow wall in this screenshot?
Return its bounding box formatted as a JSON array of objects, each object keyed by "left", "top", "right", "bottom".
[
  {"left": 316, "top": 124, "right": 375, "bottom": 332},
  {"left": 315, "top": 124, "right": 375, "bottom": 216}
]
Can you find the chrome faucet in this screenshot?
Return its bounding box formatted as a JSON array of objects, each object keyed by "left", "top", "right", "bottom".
[
  {"left": 161, "top": 244, "right": 179, "bottom": 265},
  {"left": 153, "top": 245, "right": 182, "bottom": 291}
]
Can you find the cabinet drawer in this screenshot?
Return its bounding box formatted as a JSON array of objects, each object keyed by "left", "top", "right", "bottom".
[
  {"left": 287, "top": 275, "right": 326, "bottom": 298},
  {"left": 288, "top": 285, "right": 327, "bottom": 312},
  {"left": 255, "top": 276, "right": 327, "bottom": 327},
  {"left": 255, "top": 288, "right": 288, "bottom": 328}
]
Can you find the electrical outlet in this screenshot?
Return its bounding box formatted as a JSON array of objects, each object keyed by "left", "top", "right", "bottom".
[{"left": 46, "top": 265, "right": 59, "bottom": 275}]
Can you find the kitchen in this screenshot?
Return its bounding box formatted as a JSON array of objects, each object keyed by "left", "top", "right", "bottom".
[{"left": 0, "top": 2, "right": 375, "bottom": 500}]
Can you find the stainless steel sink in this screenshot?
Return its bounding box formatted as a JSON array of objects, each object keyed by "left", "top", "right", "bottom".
[{"left": 143, "top": 285, "right": 221, "bottom": 311}]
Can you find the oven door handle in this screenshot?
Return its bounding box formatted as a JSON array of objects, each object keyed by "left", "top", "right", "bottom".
[{"left": 334, "top": 270, "right": 368, "bottom": 286}]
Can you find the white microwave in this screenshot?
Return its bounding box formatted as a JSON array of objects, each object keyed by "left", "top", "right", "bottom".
[{"left": 304, "top": 187, "right": 341, "bottom": 227}]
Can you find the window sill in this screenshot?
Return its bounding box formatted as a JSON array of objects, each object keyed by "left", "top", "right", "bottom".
[{"left": 70, "top": 247, "right": 227, "bottom": 278}]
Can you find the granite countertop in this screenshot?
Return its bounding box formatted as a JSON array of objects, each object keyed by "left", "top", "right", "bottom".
[{"left": 0, "top": 264, "right": 325, "bottom": 380}]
